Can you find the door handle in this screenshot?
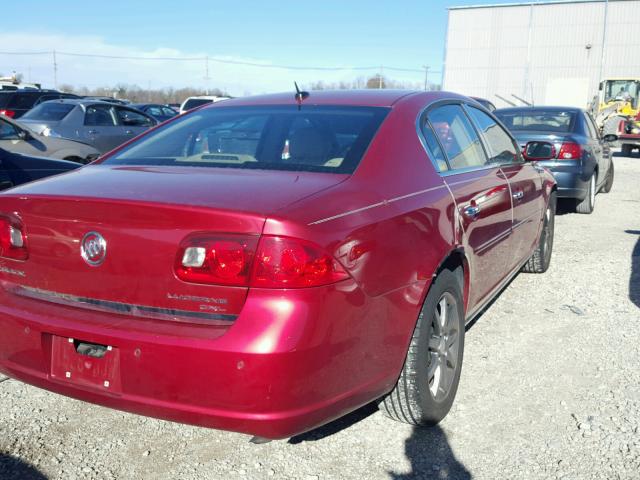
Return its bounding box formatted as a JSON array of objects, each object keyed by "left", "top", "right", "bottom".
[
  {"left": 463, "top": 205, "right": 481, "bottom": 219},
  {"left": 88, "top": 129, "right": 99, "bottom": 135},
  {"left": 512, "top": 190, "right": 524, "bottom": 200}
]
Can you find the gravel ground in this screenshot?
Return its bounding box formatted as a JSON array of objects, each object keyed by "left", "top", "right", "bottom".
[{"left": 1, "top": 153, "right": 639, "bottom": 480}]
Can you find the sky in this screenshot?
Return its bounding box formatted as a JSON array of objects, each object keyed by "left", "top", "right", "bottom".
[{"left": 0, "top": 0, "right": 527, "bottom": 96}]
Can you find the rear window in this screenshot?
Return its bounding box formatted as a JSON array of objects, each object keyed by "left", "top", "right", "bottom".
[
  {"left": 21, "top": 102, "right": 75, "bottom": 121},
  {"left": 182, "top": 98, "right": 214, "bottom": 111},
  {"left": 0, "top": 93, "right": 11, "bottom": 108},
  {"left": 495, "top": 110, "right": 576, "bottom": 133},
  {"left": 105, "top": 105, "right": 389, "bottom": 174}
]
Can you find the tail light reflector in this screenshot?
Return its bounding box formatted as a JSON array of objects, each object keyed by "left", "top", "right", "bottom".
[
  {"left": 175, "top": 235, "right": 349, "bottom": 288},
  {"left": 252, "top": 236, "right": 349, "bottom": 288},
  {"left": 0, "top": 216, "right": 28, "bottom": 260},
  {"left": 557, "top": 142, "right": 582, "bottom": 160},
  {"left": 0, "top": 109, "right": 16, "bottom": 118}
]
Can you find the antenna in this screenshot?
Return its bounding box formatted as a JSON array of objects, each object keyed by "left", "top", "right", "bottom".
[{"left": 294, "top": 82, "right": 309, "bottom": 110}]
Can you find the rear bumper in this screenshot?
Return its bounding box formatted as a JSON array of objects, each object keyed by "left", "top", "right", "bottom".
[
  {"left": 619, "top": 134, "right": 640, "bottom": 146},
  {"left": 536, "top": 160, "right": 591, "bottom": 200},
  {"left": 0, "top": 281, "right": 419, "bottom": 439}
]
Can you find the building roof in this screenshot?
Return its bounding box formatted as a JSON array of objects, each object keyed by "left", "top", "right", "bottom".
[{"left": 449, "top": 0, "right": 624, "bottom": 11}]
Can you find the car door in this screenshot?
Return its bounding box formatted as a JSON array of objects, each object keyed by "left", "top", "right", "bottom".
[
  {"left": 584, "top": 112, "right": 611, "bottom": 189},
  {"left": 465, "top": 105, "right": 544, "bottom": 270},
  {"left": 0, "top": 150, "right": 15, "bottom": 190},
  {"left": 82, "top": 104, "right": 122, "bottom": 153},
  {"left": 114, "top": 107, "right": 156, "bottom": 142},
  {"left": 424, "top": 103, "right": 513, "bottom": 307}
]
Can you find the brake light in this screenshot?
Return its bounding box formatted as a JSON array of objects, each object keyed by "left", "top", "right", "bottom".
[
  {"left": 557, "top": 142, "right": 582, "bottom": 160},
  {"left": 252, "top": 236, "right": 349, "bottom": 288},
  {"left": 175, "top": 234, "right": 349, "bottom": 288},
  {"left": 175, "top": 235, "right": 258, "bottom": 286},
  {"left": 0, "top": 109, "right": 16, "bottom": 118},
  {"left": 0, "top": 216, "right": 28, "bottom": 261}
]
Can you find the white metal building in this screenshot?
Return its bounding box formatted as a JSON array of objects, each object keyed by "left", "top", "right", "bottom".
[{"left": 442, "top": 0, "right": 640, "bottom": 108}]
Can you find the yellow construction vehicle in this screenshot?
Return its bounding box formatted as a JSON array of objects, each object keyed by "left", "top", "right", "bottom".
[{"left": 590, "top": 78, "right": 640, "bottom": 156}]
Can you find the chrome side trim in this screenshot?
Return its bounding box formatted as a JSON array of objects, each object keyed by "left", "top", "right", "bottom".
[
  {"left": 4, "top": 283, "right": 237, "bottom": 326},
  {"left": 308, "top": 184, "right": 446, "bottom": 225},
  {"left": 513, "top": 210, "right": 542, "bottom": 231}
]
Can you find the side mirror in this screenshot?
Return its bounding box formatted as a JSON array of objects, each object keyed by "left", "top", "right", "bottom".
[
  {"left": 523, "top": 141, "right": 556, "bottom": 161},
  {"left": 17, "top": 130, "right": 32, "bottom": 141},
  {"left": 603, "top": 134, "right": 618, "bottom": 143}
]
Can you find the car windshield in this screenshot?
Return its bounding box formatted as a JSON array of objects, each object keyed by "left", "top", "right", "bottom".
[
  {"left": 21, "top": 102, "right": 75, "bottom": 121},
  {"left": 104, "top": 105, "right": 389, "bottom": 174},
  {"left": 495, "top": 110, "right": 576, "bottom": 133}
]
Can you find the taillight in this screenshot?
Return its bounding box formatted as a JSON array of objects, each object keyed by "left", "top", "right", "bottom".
[
  {"left": 175, "top": 234, "right": 349, "bottom": 288},
  {"left": 0, "top": 109, "right": 16, "bottom": 118},
  {"left": 175, "top": 234, "right": 258, "bottom": 286},
  {"left": 0, "top": 216, "right": 28, "bottom": 261},
  {"left": 557, "top": 142, "right": 582, "bottom": 160},
  {"left": 252, "top": 236, "right": 349, "bottom": 288}
]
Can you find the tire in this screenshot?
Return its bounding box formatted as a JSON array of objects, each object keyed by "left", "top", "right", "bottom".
[
  {"left": 379, "top": 268, "right": 465, "bottom": 426},
  {"left": 522, "top": 193, "right": 556, "bottom": 274},
  {"left": 621, "top": 144, "right": 633, "bottom": 157},
  {"left": 576, "top": 173, "right": 596, "bottom": 214},
  {"left": 601, "top": 162, "right": 614, "bottom": 194}
]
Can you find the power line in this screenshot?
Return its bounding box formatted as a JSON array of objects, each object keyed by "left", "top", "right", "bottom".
[{"left": 0, "top": 50, "right": 435, "bottom": 73}]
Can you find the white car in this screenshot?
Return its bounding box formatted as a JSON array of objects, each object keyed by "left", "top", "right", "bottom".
[{"left": 179, "top": 95, "right": 230, "bottom": 114}]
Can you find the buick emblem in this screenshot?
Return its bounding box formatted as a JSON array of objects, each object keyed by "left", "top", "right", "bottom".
[{"left": 80, "top": 232, "right": 107, "bottom": 266}]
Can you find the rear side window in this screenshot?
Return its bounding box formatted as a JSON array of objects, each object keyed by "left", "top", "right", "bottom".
[
  {"left": 420, "top": 122, "right": 449, "bottom": 172},
  {"left": 183, "top": 99, "right": 213, "bottom": 111},
  {"left": 21, "top": 102, "right": 75, "bottom": 121},
  {"left": 105, "top": 105, "right": 389, "bottom": 174},
  {"left": 427, "top": 104, "right": 487, "bottom": 170},
  {"left": 7, "top": 94, "right": 38, "bottom": 110},
  {"left": 466, "top": 107, "right": 519, "bottom": 164},
  {"left": 85, "top": 105, "right": 117, "bottom": 126}
]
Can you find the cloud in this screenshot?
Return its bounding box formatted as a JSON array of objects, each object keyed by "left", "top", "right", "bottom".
[{"left": 0, "top": 32, "right": 419, "bottom": 96}]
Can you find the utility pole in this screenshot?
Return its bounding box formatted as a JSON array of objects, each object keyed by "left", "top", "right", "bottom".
[
  {"left": 204, "top": 56, "right": 211, "bottom": 95},
  {"left": 379, "top": 66, "right": 383, "bottom": 89},
  {"left": 423, "top": 65, "right": 430, "bottom": 91},
  {"left": 53, "top": 49, "right": 58, "bottom": 89},
  {"left": 598, "top": 0, "right": 609, "bottom": 83}
]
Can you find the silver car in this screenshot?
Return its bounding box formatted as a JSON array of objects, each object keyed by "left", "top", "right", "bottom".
[
  {"left": 19, "top": 99, "right": 158, "bottom": 154},
  {"left": 0, "top": 114, "right": 99, "bottom": 163}
]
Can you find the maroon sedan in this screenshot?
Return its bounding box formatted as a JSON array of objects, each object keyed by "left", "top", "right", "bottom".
[{"left": 0, "top": 90, "right": 556, "bottom": 440}]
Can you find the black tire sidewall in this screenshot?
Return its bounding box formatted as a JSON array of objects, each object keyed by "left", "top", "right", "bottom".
[{"left": 413, "top": 269, "right": 465, "bottom": 425}]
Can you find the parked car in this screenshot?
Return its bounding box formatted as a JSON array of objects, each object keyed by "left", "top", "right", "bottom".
[
  {"left": 0, "top": 114, "right": 99, "bottom": 163},
  {"left": 18, "top": 99, "right": 158, "bottom": 154},
  {"left": 0, "top": 90, "right": 81, "bottom": 119},
  {"left": 0, "top": 90, "right": 556, "bottom": 440},
  {"left": 0, "top": 147, "right": 80, "bottom": 190},
  {"left": 179, "top": 95, "right": 230, "bottom": 114},
  {"left": 130, "top": 103, "right": 178, "bottom": 123},
  {"left": 495, "top": 106, "right": 615, "bottom": 214}
]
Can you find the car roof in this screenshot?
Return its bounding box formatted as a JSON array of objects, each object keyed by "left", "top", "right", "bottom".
[
  {"left": 495, "top": 106, "right": 584, "bottom": 114},
  {"left": 205, "top": 90, "right": 436, "bottom": 108},
  {"left": 39, "top": 98, "right": 132, "bottom": 108}
]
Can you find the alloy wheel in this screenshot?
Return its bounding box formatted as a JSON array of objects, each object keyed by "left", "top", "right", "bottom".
[{"left": 427, "top": 292, "right": 460, "bottom": 402}]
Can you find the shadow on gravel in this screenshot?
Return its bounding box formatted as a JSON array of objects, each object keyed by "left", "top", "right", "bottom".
[
  {"left": 389, "top": 426, "right": 471, "bottom": 480},
  {"left": 288, "top": 402, "right": 378, "bottom": 443},
  {"left": 626, "top": 230, "right": 640, "bottom": 308},
  {"left": 0, "top": 454, "right": 47, "bottom": 480},
  {"left": 555, "top": 198, "right": 576, "bottom": 216}
]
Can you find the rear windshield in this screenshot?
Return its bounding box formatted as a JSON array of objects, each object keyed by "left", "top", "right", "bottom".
[
  {"left": 0, "top": 93, "right": 10, "bottom": 108},
  {"left": 104, "top": 105, "right": 389, "bottom": 174},
  {"left": 182, "top": 98, "right": 214, "bottom": 111},
  {"left": 21, "top": 102, "right": 75, "bottom": 121},
  {"left": 7, "top": 93, "right": 38, "bottom": 110},
  {"left": 495, "top": 110, "right": 576, "bottom": 133}
]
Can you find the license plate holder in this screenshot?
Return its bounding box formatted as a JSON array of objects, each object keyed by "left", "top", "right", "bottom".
[{"left": 50, "top": 335, "right": 122, "bottom": 393}]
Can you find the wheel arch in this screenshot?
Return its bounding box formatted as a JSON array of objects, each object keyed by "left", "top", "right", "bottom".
[{"left": 430, "top": 247, "right": 470, "bottom": 316}]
